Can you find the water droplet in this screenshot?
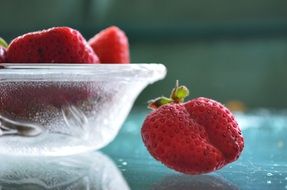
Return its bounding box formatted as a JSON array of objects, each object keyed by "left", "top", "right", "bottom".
[
  {"left": 267, "top": 173, "right": 273, "bottom": 177},
  {"left": 267, "top": 180, "right": 271, "bottom": 184},
  {"left": 122, "top": 161, "right": 127, "bottom": 166},
  {"left": 277, "top": 141, "right": 284, "bottom": 148},
  {"left": 118, "top": 158, "right": 123, "bottom": 162},
  {"left": 285, "top": 177, "right": 287, "bottom": 180}
]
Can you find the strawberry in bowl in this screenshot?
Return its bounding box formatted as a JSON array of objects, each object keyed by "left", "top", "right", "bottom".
[
  {"left": 1, "top": 26, "right": 130, "bottom": 116},
  {"left": 0, "top": 26, "right": 166, "bottom": 156},
  {"left": 1, "top": 27, "right": 101, "bottom": 118},
  {"left": 89, "top": 26, "right": 130, "bottom": 63},
  {"left": 6, "top": 27, "right": 100, "bottom": 63}
]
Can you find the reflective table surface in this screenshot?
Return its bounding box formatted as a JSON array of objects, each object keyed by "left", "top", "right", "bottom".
[{"left": 0, "top": 109, "right": 286, "bottom": 190}]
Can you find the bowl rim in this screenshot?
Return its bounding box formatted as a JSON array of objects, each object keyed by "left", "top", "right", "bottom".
[
  {"left": 0, "top": 63, "right": 161, "bottom": 69},
  {"left": 0, "top": 63, "right": 167, "bottom": 82}
]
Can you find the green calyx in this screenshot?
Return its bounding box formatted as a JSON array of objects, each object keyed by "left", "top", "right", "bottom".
[
  {"left": 148, "top": 80, "right": 190, "bottom": 110},
  {"left": 148, "top": 96, "right": 173, "bottom": 110},
  {"left": 170, "top": 80, "right": 189, "bottom": 103},
  {"left": 0, "top": 37, "right": 8, "bottom": 48}
]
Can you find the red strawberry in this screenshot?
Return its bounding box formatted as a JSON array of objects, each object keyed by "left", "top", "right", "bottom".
[
  {"left": 141, "top": 82, "right": 244, "bottom": 174},
  {"left": 88, "top": 26, "right": 130, "bottom": 63},
  {"left": 7, "top": 27, "right": 99, "bottom": 63},
  {"left": 0, "top": 82, "right": 93, "bottom": 118}
]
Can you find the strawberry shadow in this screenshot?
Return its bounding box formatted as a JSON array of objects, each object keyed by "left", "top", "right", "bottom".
[{"left": 151, "top": 174, "right": 238, "bottom": 190}]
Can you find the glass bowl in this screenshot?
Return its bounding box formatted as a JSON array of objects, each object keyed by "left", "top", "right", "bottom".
[{"left": 0, "top": 64, "right": 166, "bottom": 156}]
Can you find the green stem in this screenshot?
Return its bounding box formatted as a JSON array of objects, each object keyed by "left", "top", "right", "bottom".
[
  {"left": 170, "top": 80, "right": 189, "bottom": 103},
  {"left": 147, "top": 80, "right": 190, "bottom": 110}
]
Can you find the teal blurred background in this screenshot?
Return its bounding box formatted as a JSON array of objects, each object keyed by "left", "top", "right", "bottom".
[{"left": 1, "top": 0, "right": 287, "bottom": 109}]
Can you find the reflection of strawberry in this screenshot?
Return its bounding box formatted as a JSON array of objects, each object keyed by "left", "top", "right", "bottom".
[
  {"left": 7, "top": 27, "right": 99, "bottom": 63},
  {"left": 89, "top": 26, "right": 130, "bottom": 63},
  {"left": 141, "top": 82, "right": 244, "bottom": 174}
]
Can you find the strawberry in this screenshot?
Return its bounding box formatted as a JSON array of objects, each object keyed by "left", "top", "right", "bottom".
[
  {"left": 6, "top": 27, "right": 99, "bottom": 63},
  {"left": 141, "top": 81, "right": 244, "bottom": 175},
  {"left": 0, "top": 37, "right": 8, "bottom": 63},
  {"left": 88, "top": 26, "right": 130, "bottom": 63},
  {"left": 0, "top": 82, "right": 93, "bottom": 118}
]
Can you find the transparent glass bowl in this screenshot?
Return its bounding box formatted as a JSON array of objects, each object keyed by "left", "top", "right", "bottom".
[{"left": 0, "top": 64, "right": 166, "bottom": 156}]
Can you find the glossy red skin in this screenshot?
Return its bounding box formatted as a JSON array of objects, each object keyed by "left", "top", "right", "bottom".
[
  {"left": 89, "top": 26, "right": 130, "bottom": 63},
  {"left": 141, "top": 97, "right": 244, "bottom": 175},
  {"left": 0, "top": 47, "right": 6, "bottom": 63},
  {"left": 7, "top": 27, "right": 99, "bottom": 63}
]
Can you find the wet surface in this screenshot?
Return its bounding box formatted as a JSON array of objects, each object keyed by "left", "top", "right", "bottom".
[
  {"left": 0, "top": 109, "right": 286, "bottom": 189},
  {"left": 0, "top": 151, "right": 129, "bottom": 189},
  {"left": 102, "top": 109, "right": 287, "bottom": 190}
]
